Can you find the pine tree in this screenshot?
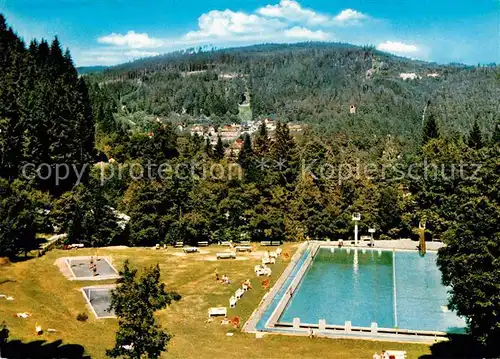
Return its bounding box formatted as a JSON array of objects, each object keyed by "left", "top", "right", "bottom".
[
  {"left": 254, "top": 120, "right": 269, "bottom": 156},
  {"left": 204, "top": 137, "right": 212, "bottom": 158},
  {"left": 422, "top": 113, "right": 439, "bottom": 145},
  {"left": 491, "top": 121, "right": 500, "bottom": 145},
  {"left": 213, "top": 135, "right": 225, "bottom": 160},
  {"left": 238, "top": 133, "right": 253, "bottom": 169},
  {"left": 468, "top": 120, "right": 483, "bottom": 149},
  {"left": 271, "top": 122, "right": 298, "bottom": 186}
]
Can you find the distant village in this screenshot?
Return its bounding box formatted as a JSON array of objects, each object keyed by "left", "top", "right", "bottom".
[{"left": 175, "top": 118, "right": 308, "bottom": 157}]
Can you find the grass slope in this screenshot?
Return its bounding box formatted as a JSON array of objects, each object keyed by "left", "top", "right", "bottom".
[{"left": 0, "top": 245, "right": 431, "bottom": 358}]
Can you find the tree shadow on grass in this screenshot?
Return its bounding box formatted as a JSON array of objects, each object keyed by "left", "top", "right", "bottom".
[
  {"left": 2, "top": 339, "right": 90, "bottom": 358},
  {"left": 419, "top": 334, "right": 499, "bottom": 359}
]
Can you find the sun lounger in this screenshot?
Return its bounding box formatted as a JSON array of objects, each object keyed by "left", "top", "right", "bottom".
[
  {"left": 276, "top": 247, "right": 282, "bottom": 256},
  {"left": 235, "top": 245, "right": 252, "bottom": 252},
  {"left": 174, "top": 241, "right": 184, "bottom": 248},
  {"left": 183, "top": 246, "right": 199, "bottom": 253},
  {"left": 198, "top": 241, "right": 209, "bottom": 247},
  {"left": 260, "top": 241, "right": 271, "bottom": 246},
  {"left": 235, "top": 288, "right": 244, "bottom": 300},
  {"left": 220, "top": 241, "right": 232, "bottom": 246},
  {"left": 229, "top": 296, "right": 237, "bottom": 308},
  {"left": 269, "top": 251, "right": 278, "bottom": 258},
  {"left": 216, "top": 252, "right": 236, "bottom": 259},
  {"left": 208, "top": 307, "right": 227, "bottom": 317},
  {"left": 16, "top": 312, "right": 30, "bottom": 318}
]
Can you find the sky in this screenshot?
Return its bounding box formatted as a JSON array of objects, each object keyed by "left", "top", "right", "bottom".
[{"left": 1, "top": 0, "right": 499, "bottom": 66}]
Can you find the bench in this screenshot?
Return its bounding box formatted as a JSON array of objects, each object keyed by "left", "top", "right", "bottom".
[
  {"left": 384, "top": 350, "right": 407, "bottom": 359},
  {"left": 183, "top": 247, "right": 199, "bottom": 253},
  {"left": 198, "top": 241, "right": 209, "bottom": 247},
  {"left": 235, "top": 288, "right": 244, "bottom": 300},
  {"left": 216, "top": 252, "right": 236, "bottom": 259},
  {"left": 208, "top": 307, "right": 227, "bottom": 318},
  {"left": 254, "top": 265, "right": 272, "bottom": 276},
  {"left": 235, "top": 245, "right": 252, "bottom": 252},
  {"left": 174, "top": 241, "right": 184, "bottom": 248},
  {"left": 68, "top": 243, "right": 84, "bottom": 249},
  {"left": 262, "top": 257, "right": 275, "bottom": 265}
]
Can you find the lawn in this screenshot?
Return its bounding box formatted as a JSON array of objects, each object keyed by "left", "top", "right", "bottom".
[{"left": 0, "top": 244, "right": 432, "bottom": 358}]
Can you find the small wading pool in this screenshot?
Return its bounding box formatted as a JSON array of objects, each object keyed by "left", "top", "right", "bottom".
[
  {"left": 82, "top": 286, "right": 115, "bottom": 318},
  {"left": 279, "top": 247, "right": 466, "bottom": 333},
  {"left": 66, "top": 257, "right": 119, "bottom": 280}
]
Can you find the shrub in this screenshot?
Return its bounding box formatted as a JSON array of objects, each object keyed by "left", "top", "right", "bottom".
[{"left": 76, "top": 312, "right": 88, "bottom": 322}]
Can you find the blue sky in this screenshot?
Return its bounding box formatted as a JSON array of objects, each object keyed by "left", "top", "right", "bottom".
[{"left": 1, "top": 0, "right": 498, "bottom": 66}]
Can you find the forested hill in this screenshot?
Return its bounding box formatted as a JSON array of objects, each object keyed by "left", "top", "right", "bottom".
[
  {"left": 76, "top": 65, "right": 108, "bottom": 75},
  {"left": 86, "top": 43, "right": 499, "bottom": 151}
]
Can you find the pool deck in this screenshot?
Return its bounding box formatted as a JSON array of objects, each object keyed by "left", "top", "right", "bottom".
[
  {"left": 243, "top": 240, "right": 453, "bottom": 344},
  {"left": 335, "top": 239, "right": 445, "bottom": 251}
]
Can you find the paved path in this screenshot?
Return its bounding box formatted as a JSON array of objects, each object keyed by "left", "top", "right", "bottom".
[{"left": 323, "top": 239, "right": 444, "bottom": 251}]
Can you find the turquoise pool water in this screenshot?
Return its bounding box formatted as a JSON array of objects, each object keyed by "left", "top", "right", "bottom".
[{"left": 279, "top": 247, "right": 466, "bottom": 333}]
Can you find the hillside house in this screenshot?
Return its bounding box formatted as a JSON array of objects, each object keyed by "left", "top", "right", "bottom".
[
  {"left": 220, "top": 124, "right": 241, "bottom": 141},
  {"left": 264, "top": 118, "right": 276, "bottom": 132},
  {"left": 399, "top": 73, "right": 421, "bottom": 80},
  {"left": 225, "top": 138, "right": 244, "bottom": 157},
  {"left": 189, "top": 125, "right": 205, "bottom": 137},
  {"left": 288, "top": 123, "right": 306, "bottom": 133}
]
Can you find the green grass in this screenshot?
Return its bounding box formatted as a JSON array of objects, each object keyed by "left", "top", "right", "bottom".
[
  {"left": 0, "top": 244, "right": 432, "bottom": 358},
  {"left": 238, "top": 103, "right": 252, "bottom": 123}
]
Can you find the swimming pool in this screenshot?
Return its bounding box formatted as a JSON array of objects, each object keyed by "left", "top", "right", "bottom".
[{"left": 279, "top": 247, "right": 466, "bottom": 333}]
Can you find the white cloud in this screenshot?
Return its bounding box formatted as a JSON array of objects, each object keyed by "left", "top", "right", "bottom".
[
  {"left": 333, "top": 9, "right": 368, "bottom": 24},
  {"left": 284, "top": 26, "right": 329, "bottom": 40},
  {"left": 98, "top": 31, "right": 164, "bottom": 48},
  {"left": 185, "top": 9, "right": 285, "bottom": 40},
  {"left": 377, "top": 41, "right": 419, "bottom": 54},
  {"left": 83, "top": 1, "right": 376, "bottom": 65},
  {"left": 257, "top": 0, "right": 329, "bottom": 25}
]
